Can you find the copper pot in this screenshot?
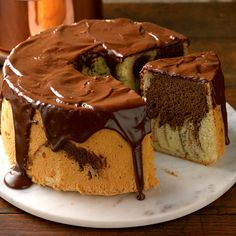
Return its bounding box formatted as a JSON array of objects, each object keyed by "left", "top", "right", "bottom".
[{"left": 0, "top": 0, "right": 103, "bottom": 52}]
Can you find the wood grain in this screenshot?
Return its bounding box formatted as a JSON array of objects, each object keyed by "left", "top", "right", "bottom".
[
  {"left": 0, "top": 2, "right": 235, "bottom": 235},
  {"left": 104, "top": 2, "right": 236, "bottom": 38}
]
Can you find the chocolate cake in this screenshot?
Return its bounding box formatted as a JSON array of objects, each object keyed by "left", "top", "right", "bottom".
[
  {"left": 0, "top": 18, "right": 188, "bottom": 199},
  {"left": 141, "top": 51, "right": 229, "bottom": 165}
]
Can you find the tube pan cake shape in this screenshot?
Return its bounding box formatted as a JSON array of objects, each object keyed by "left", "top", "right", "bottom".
[{"left": 1, "top": 18, "right": 189, "bottom": 199}]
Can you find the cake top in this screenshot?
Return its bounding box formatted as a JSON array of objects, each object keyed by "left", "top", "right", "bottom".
[
  {"left": 141, "top": 51, "right": 220, "bottom": 81},
  {"left": 3, "top": 68, "right": 144, "bottom": 111},
  {"left": 3, "top": 18, "right": 188, "bottom": 111}
]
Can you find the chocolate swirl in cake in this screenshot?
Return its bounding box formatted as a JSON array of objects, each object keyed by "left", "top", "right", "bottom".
[
  {"left": 141, "top": 51, "right": 229, "bottom": 145},
  {"left": 1, "top": 18, "right": 187, "bottom": 199}
]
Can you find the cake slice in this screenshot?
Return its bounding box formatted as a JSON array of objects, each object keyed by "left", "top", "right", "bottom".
[{"left": 141, "top": 51, "right": 229, "bottom": 165}]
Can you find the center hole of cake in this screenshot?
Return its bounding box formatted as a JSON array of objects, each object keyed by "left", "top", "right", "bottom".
[
  {"left": 73, "top": 54, "right": 112, "bottom": 77},
  {"left": 73, "top": 53, "right": 153, "bottom": 93}
]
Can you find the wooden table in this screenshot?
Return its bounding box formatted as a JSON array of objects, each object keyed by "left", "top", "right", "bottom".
[{"left": 0, "top": 2, "right": 235, "bottom": 235}]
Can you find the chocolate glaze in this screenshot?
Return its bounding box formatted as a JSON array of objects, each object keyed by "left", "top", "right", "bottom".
[
  {"left": 3, "top": 86, "right": 34, "bottom": 189},
  {"left": 1, "top": 19, "right": 187, "bottom": 199},
  {"left": 4, "top": 165, "right": 32, "bottom": 189},
  {"left": 141, "top": 51, "right": 229, "bottom": 145}
]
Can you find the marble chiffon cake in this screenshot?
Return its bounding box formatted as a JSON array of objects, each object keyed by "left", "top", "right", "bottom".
[
  {"left": 141, "top": 52, "right": 229, "bottom": 165},
  {"left": 0, "top": 18, "right": 188, "bottom": 199}
]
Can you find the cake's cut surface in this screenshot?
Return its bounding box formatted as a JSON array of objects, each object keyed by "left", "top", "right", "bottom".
[
  {"left": 0, "top": 18, "right": 189, "bottom": 199},
  {"left": 141, "top": 51, "right": 229, "bottom": 165}
]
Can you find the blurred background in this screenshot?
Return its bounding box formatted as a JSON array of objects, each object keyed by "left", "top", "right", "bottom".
[{"left": 104, "top": 0, "right": 234, "bottom": 2}]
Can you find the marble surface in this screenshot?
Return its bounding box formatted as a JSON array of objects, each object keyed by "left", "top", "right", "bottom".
[{"left": 0, "top": 104, "right": 235, "bottom": 228}]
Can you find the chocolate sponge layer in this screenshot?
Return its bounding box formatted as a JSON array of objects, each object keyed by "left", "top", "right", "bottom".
[{"left": 146, "top": 73, "right": 209, "bottom": 132}]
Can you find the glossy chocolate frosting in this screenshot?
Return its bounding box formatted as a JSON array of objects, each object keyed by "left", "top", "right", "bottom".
[
  {"left": 141, "top": 51, "right": 221, "bottom": 80},
  {"left": 0, "top": 18, "right": 188, "bottom": 199},
  {"left": 141, "top": 51, "right": 229, "bottom": 145}
]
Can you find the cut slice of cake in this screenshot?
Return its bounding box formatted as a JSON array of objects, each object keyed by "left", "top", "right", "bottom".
[{"left": 141, "top": 51, "right": 229, "bottom": 165}]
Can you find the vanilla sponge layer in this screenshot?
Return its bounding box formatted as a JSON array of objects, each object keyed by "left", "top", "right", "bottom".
[{"left": 1, "top": 99, "right": 158, "bottom": 195}]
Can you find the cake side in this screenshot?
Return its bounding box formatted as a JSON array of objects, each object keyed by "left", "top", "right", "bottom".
[
  {"left": 1, "top": 81, "right": 154, "bottom": 198},
  {"left": 1, "top": 98, "right": 157, "bottom": 195}
]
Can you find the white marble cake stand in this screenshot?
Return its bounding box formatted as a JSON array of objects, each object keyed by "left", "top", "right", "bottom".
[{"left": 0, "top": 104, "right": 235, "bottom": 228}]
